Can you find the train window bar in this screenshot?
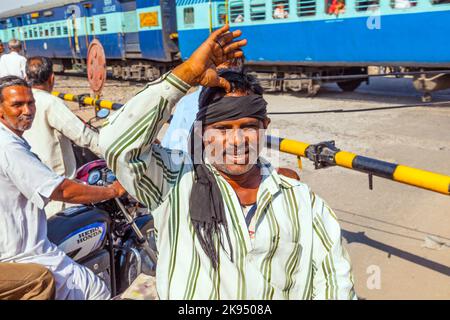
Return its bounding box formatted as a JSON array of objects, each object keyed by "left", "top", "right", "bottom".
[
  {"left": 355, "top": 0, "right": 380, "bottom": 12},
  {"left": 430, "top": 0, "right": 450, "bottom": 4},
  {"left": 390, "top": 0, "right": 418, "bottom": 9},
  {"left": 250, "top": 0, "right": 266, "bottom": 21},
  {"left": 297, "top": 0, "right": 316, "bottom": 16},
  {"left": 100, "top": 17, "right": 108, "bottom": 32},
  {"left": 183, "top": 7, "right": 195, "bottom": 25}
]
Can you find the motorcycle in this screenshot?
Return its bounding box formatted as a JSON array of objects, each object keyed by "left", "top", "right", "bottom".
[{"left": 47, "top": 109, "right": 158, "bottom": 297}]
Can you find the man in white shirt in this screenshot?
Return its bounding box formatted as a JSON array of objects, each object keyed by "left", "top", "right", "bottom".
[
  {"left": 0, "top": 75, "right": 126, "bottom": 299},
  {"left": 0, "top": 39, "right": 27, "bottom": 79},
  {"left": 23, "top": 56, "right": 102, "bottom": 217}
]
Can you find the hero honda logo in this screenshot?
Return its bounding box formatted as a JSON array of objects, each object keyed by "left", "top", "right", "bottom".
[
  {"left": 59, "top": 222, "right": 107, "bottom": 260},
  {"left": 77, "top": 227, "right": 102, "bottom": 244}
]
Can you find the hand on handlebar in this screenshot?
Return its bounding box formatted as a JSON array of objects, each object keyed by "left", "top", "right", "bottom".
[{"left": 110, "top": 180, "right": 127, "bottom": 198}]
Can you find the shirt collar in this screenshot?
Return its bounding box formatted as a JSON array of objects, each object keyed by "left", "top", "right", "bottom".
[{"left": 0, "top": 121, "right": 31, "bottom": 149}]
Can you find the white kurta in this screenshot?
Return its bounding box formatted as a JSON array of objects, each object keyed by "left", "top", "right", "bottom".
[
  {"left": 0, "top": 51, "right": 27, "bottom": 78},
  {"left": 0, "top": 122, "right": 109, "bottom": 300},
  {"left": 23, "top": 88, "right": 102, "bottom": 217}
]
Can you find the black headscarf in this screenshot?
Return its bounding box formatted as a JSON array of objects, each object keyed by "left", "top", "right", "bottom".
[{"left": 189, "top": 71, "right": 267, "bottom": 269}]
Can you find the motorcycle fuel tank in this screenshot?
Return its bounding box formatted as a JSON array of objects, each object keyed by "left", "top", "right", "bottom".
[{"left": 48, "top": 206, "right": 111, "bottom": 261}]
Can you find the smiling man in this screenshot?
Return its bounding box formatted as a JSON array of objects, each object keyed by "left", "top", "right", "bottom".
[{"left": 99, "top": 25, "right": 355, "bottom": 299}]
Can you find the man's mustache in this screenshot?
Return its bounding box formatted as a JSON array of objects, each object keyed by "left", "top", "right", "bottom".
[
  {"left": 18, "top": 115, "right": 34, "bottom": 121},
  {"left": 223, "top": 143, "right": 258, "bottom": 156}
]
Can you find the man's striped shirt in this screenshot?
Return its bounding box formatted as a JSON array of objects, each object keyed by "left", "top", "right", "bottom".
[{"left": 99, "top": 72, "right": 356, "bottom": 300}]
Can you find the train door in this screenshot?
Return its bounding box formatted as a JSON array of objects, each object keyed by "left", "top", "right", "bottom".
[
  {"left": 120, "top": 0, "right": 141, "bottom": 54},
  {"left": 66, "top": 5, "right": 82, "bottom": 62},
  {"left": 160, "top": 0, "right": 179, "bottom": 58},
  {"left": 15, "top": 17, "right": 27, "bottom": 54},
  {"left": 83, "top": 5, "right": 94, "bottom": 48}
]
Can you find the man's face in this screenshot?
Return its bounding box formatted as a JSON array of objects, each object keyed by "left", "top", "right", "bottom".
[
  {"left": 203, "top": 116, "right": 269, "bottom": 176},
  {"left": 0, "top": 86, "right": 35, "bottom": 135}
]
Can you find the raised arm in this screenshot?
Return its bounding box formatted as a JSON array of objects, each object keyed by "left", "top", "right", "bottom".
[
  {"left": 47, "top": 97, "right": 102, "bottom": 156},
  {"left": 98, "top": 25, "right": 246, "bottom": 210}
]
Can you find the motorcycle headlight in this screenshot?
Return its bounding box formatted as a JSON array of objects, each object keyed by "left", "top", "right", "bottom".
[{"left": 87, "top": 170, "right": 101, "bottom": 185}]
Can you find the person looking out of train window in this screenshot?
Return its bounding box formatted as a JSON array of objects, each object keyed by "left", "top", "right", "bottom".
[
  {"left": 234, "top": 14, "right": 244, "bottom": 23},
  {"left": 0, "top": 39, "right": 27, "bottom": 79},
  {"left": 327, "top": 0, "right": 346, "bottom": 15},
  {"left": 0, "top": 41, "right": 4, "bottom": 56},
  {"left": 393, "top": 0, "right": 412, "bottom": 9},
  {"left": 0, "top": 75, "right": 126, "bottom": 300},
  {"left": 23, "top": 56, "right": 103, "bottom": 218},
  {"left": 99, "top": 25, "right": 356, "bottom": 300},
  {"left": 273, "top": 4, "right": 289, "bottom": 19}
]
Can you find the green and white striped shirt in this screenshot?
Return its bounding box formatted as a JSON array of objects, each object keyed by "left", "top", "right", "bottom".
[{"left": 99, "top": 73, "right": 356, "bottom": 300}]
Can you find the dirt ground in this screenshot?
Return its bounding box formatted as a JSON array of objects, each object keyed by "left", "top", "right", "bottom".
[{"left": 54, "top": 75, "right": 450, "bottom": 300}]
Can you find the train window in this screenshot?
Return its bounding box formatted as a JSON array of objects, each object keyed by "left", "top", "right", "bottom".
[
  {"left": 11, "top": 29, "right": 15, "bottom": 39},
  {"left": 431, "top": 0, "right": 450, "bottom": 4},
  {"left": 56, "top": 25, "right": 62, "bottom": 36},
  {"left": 355, "top": 0, "right": 380, "bottom": 11},
  {"left": 63, "top": 26, "right": 68, "bottom": 35},
  {"left": 326, "top": 0, "right": 346, "bottom": 15},
  {"left": 34, "top": 28, "right": 38, "bottom": 38},
  {"left": 23, "top": 29, "right": 27, "bottom": 39},
  {"left": 184, "top": 7, "right": 195, "bottom": 25},
  {"left": 90, "top": 18, "right": 94, "bottom": 32},
  {"left": 29, "top": 29, "right": 33, "bottom": 39},
  {"left": 273, "top": 0, "right": 289, "bottom": 19},
  {"left": 297, "top": 0, "right": 316, "bottom": 16},
  {"left": 50, "top": 26, "right": 55, "bottom": 37},
  {"left": 390, "top": 0, "right": 418, "bottom": 8},
  {"left": 217, "top": 4, "right": 227, "bottom": 24},
  {"left": 230, "top": 0, "right": 245, "bottom": 23},
  {"left": 44, "top": 28, "right": 49, "bottom": 37},
  {"left": 251, "top": 0, "right": 266, "bottom": 21},
  {"left": 39, "top": 26, "right": 43, "bottom": 37},
  {"left": 100, "top": 17, "right": 108, "bottom": 32}
]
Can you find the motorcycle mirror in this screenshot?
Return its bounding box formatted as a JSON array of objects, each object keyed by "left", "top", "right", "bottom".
[{"left": 96, "top": 108, "right": 110, "bottom": 119}]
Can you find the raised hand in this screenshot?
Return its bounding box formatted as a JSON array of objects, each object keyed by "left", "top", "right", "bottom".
[{"left": 172, "top": 25, "right": 247, "bottom": 92}]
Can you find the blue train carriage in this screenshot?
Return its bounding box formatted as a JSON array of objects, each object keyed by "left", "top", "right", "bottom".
[
  {"left": 0, "top": 0, "right": 180, "bottom": 81},
  {"left": 176, "top": 0, "right": 450, "bottom": 95}
]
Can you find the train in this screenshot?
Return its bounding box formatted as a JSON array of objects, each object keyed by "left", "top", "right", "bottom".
[{"left": 1, "top": 0, "right": 450, "bottom": 97}]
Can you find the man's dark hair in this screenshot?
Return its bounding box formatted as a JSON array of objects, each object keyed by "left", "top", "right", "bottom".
[
  {"left": 0, "top": 76, "right": 30, "bottom": 103},
  {"left": 26, "top": 56, "right": 53, "bottom": 85},
  {"left": 198, "top": 70, "right": 263, "bottom": 108}
]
